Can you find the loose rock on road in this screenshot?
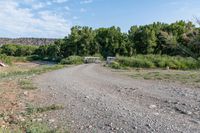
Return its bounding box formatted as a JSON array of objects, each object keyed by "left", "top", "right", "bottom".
[{"left": 34, "top": 64, "right": 200, "bottom": 133}]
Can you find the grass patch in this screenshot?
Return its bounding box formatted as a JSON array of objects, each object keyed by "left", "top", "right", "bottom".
[
  {"left": 19, "top": 79, "right": 37, "bottom": 90},
  {"left": 108, "top": 61, "right": 121, "bottom": 69},
  {"left": 23, "top": 121, "right": 50, "bottom": 133},
  {"left": 21, "top": 121, "right": 69, "bottom": 133},
  {"left": 60, "top": 56, "right": 83, "bottom": 65},
  {"left": 26, "top": 104, "right": 64, "bottom": 115},
  {"left": 0, "top": 54, "right": 12, "bottom": 65},
  {"left": 128, "top": 69, "right": 200, "bottom": 87},
  {"left": 1, "top": 121, "right": 68, "bottom": 133},
  {"left": 0, "top": 64, "right": 65, "bottom": 79},
  {"left": 0, "top": 128, "right": 22, "bottom": 133}
]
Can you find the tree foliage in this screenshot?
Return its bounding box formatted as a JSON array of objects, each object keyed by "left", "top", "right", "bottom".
[{"left": 1, "top": 20, "right": 200, "bottom": 60}]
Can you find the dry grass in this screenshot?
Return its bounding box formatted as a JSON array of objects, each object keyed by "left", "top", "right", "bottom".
[
  {"left": 0, "top": 62, "right": 66, "bottom": 132},
  {"left": 115, "top": 68, "right": 200, "bottom": 87}
]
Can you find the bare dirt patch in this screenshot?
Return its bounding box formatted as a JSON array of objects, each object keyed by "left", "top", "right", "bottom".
[{"left": 0, "top": 61, "right": 67, "bottom": 132}]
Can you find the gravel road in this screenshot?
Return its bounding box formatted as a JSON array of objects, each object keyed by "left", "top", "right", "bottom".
[{"left": 34, "top": 64, "right": 200, "bottom": 133}]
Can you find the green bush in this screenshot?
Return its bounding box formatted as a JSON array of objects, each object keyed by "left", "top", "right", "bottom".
[
  {"left": 0, "top": 54, "right": 12, "bottom": 64},
  {"left": 0, "top": 44, "right": 38, "bottom": 56},
  {"left": 116, "top": 55, "right": 200, "bottom": 69},
  {"left": 60, "top": 56, "right": 83, "bottom": 65},
  {"left": 109, "top": 61, "right": 121, "bottom": 69}
]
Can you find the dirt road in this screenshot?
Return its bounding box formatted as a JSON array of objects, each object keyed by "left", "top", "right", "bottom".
[{"left": 34, "top": 64, "right": 200, "bottom": 133}]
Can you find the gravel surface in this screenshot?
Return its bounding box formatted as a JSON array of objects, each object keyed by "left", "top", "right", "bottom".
[{"left": 34, "top": 64, "right": 200, "bottom": 133}]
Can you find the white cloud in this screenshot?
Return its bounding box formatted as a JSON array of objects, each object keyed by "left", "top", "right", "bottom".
[
  {"left": 65, "top": 6, "right": 70, "bottom": 11},
  {"left": 0, "top": 1, "right": 71, "bottom": 38},
  {"left": 46, "top": 1, "right": 52, "bottom": 5},
  {"left": 80, "top": 8, "right": 87, "bottom": 13},
  {"left": 32, "top": 2, "right": 45, "bottom": 10},
  {"left": 80, "top": 0, "right": 93, "bottom": 4},
  {"left": 52, "top": 0, "right": 68, "bottom": 4},
  {"left": 73, "top": 16, "right": 78, "bottom": 20}
]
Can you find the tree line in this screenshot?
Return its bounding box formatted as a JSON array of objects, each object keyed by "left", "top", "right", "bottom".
[{"left": 1, "top": 20, "right": 200, "bottom": 60}]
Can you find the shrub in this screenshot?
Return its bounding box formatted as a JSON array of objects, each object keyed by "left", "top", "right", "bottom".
[
  {"left": 116, "top": 55, "right": 200, "bottom": 69},
  {"left": 0, "top": 54, "right": 12, "bottom": 64},
  {"left": 60, "top": 56, "right": 83, "bottom": 65},
  {"left": 0, "top": 44, "right": 38, "bottom": 56},
  {"left": 0, "top": 44, "right": 17, "bottom": 56},
  {"left": 109, "top": 61, "right": 121, "bottom": 69}
]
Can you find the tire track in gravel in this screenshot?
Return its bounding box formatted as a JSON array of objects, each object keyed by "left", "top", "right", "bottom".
[{"left": 34, "top": 64, "right": 200, "bottom": 133}]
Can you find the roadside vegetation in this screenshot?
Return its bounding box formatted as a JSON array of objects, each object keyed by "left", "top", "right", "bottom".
[
  {"left": 115, "top": 68, "right": 200, "bottom": 88},
  {"left": 0, "top": 60, "right": 66, "bottom": 132},
  {"left": 112, "top": 55, "right": 200, "bottom": 70},
  {"left": 0, "top": 20, "right": 200, "bottom": 68},
  {"left": 60, "top": 56, "right": 84, "bottom": 65}
]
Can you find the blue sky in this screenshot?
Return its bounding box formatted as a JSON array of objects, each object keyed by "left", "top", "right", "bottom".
[{"left": 0, "top": 0, "right": 200, "bottom": 38}]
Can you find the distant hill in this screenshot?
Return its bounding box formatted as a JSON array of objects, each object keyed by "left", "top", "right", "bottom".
[{"left": 0, "top": 38, "right": 59, "bottom": 46}]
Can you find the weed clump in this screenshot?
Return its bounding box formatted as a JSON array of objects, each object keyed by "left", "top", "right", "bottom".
[
  {"left": 116, "top": 55, "right": 200, "bottom": 69},
  {"left": 60, "top": 56, "right": 83, "bottom": 65}
]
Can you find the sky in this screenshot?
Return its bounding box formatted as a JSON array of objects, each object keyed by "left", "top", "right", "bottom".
[{"left": 0, "top": 0, "right": 200, "bottom": 38}]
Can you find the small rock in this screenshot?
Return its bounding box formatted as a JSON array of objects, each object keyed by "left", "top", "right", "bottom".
[
  {"left": 132, "top": 126, "right": 137, "bottom": 129},
  {"left": 80, "top": 126, "right": 84, "bottom": 130},
  {"left": 173, "top": 101, "right": 179, "bottom": 104},
  {"left": 149, "top": 105, "right": 157, "bottom": 109},
  {"left": 110, "top": 123, "right": 113, "bottom": 127},
  {"left": 145, "top": 124, "right": 151, "bottom": 129},
  {"left": 130, "top": 88, "right": 136, "bottom": 91},
  {"left": 1, "top": 125, "right": 6, "bottom": 128},
  {"left": 23, "top": 91, "right": 28, "bottom": 96},
  {"left": 182, "top": 103, "right": 186, "bottom": 106},
  {"left": 194, "top": 112, "right": 199, "bottom": 115},
  {"left": 37, "top": 118, "right": 42, "bottom": 122},
  {"left": 0, "top": 62, "right": 6, "bottom": 67},
  {"left": 105, "top": 123, "right": 113, "bottom": 127},
  {"left": 18, "top": 116, "right": 25, "bottom": 122},
  {"left": 186, "top": 111, "right": 192, "bottom": 115},
  {"left": 164, "top": 100, "right": 171, "bottom": 103},
  {"left": 20, "top": 118, "right": 25, "bottom": 122},
  {"left": 182, "top": 94, "right": 187, "bottom": 97},
  {"left": 49, "top": 119, "right": 55, "bottom": 123},
  {"left": 85, "top": 96, "right": 89, "bottom": 99},
  {"left": 117, "top": 89, "right": 121, "bottom": 92},
  {"left": 115, "top": 127, "right": 119, "bottom": 130},
  {"left": 88, "top": 125, "right": 92, "bottom": 128},
  {"left": 54, "top": 126, "right": 58, "bottom": 129},
  {"left": 123, "top": 107, "right": 126, "bottom": 110},
  {"left": 153, "top": 112, "right": 159, "bottom": 116},
  {"left": 175, "top": 107, "right": 192, "bottom": 115}
]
